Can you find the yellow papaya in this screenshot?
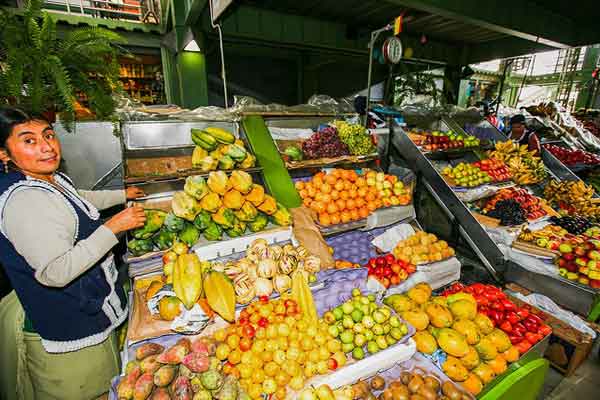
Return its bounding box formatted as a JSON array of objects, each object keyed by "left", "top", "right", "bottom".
[
  {"left": 246, "top": 184, "right": 265, "bottom": 206},
  {"left": 203, "top": 271, "right": 236, "bottom": 322},
  {"left": 173, "top": 254, "right": 204, "bottom": 309}
]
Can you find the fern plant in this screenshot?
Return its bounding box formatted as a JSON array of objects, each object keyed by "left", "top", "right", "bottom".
[{"left": 0, "top": 0, "right": 126, "bottom": 130}]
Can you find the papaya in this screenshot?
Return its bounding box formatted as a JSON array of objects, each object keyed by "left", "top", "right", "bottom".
[
  {"left": 425, "top": 302, "right": 453, "bottom": 328},
  {"left": 472, "top": 363, "right": 496, "bottom": 385},
  {"left": 401, "top": 309, "right": 429, "bottom": 331},
  {"left": 460, "top": 346, "right": 480, "bottom": 370},
  {"left": 487, "top": 329, "right": 512, "bottom": 352},
  {"left": 442, "top": 356, "right": 469, "bottom": 382},
  {"left": 474, "top": 313, "right": 494, "bottom": 335},
  {"left": 452, "top": 319, "right": 481, "bottom": 345},
  {"left": 413, "top": 331, "right": 438, "bottom": 354},
  {"left": 204, "top": 127, "right": 236, "bottom": 144},
  {"left": 203, "top": 271, "right": 236, "bottom": 322},
  {"left": 435, "top": 328, "right": 469, "bottom": 357},
  {"left": 407, "top": 286, "right": 430, "bottom": 304},
  {"left": 448, "top": 299, "right": 477, "bottom": 320},
  {"left": 475, "top": 337, "right": 498, "bottom": 361},
  {"left": 460, "top": 373, "right": 483, "bottom": 396}
]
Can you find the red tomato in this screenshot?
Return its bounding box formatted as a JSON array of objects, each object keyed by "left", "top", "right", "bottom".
[
  {"left": 539, "top": 324, "right": 552, "bottom": 336},
  {"left": 390, "top": 263, "right": 402, "bottom": 274},
  {"left": 505, "top": 311, "right": 520, "bottom": 325},
  {"left": 516, "top": 340, "right": 532, "bottom": 354},
  {"left": 327, "top": 358, "right": 338, "bottom": 370},
  {"left": 241, "top": 324, "right": 256, "bottom": 338},
  {"left": 384, "top": 254, "right": 396, "bottom": 264},
  {"left": 516, "top": 308, "right": 530, "bottom": 320},
  {"left": 238, "top": 316, "right": 249, "bottom": 326},
  {"left": 499, "top": 321, "right": 513, "bottom": 333},
  {"left": 259, "top": 295, "right": 269, "bottom": 304},
  {"left": 258, "top": 317, "right": 269, "bottom": 328},
  {"left": 239, "top": 337, "right": 252, "bottom": 352}
]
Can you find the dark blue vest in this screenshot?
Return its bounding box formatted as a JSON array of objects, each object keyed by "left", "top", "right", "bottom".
[{"left": 0, "top": 171, "right": 127, "bottom": 352}]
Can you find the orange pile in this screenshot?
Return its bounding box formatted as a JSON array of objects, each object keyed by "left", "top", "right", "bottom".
[{"left": 295, "top": 169, "right": 411, "bottom": 227}]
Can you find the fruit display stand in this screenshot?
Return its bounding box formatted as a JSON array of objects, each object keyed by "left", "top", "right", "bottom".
[{"left": 393, "top": 111, "right": 600, "bottom": 319}]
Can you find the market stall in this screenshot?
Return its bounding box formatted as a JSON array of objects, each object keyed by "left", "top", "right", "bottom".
[{"left": 105, "top": 109, "right": 565, "bottom": 400}]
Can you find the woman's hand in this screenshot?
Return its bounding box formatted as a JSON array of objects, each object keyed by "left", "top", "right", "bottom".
[
  {"left": 104, "top": 205, "right": 146, "bottom": 235},
  {"left": 126, "top": 186, "right": 145, "bottom": 200}
]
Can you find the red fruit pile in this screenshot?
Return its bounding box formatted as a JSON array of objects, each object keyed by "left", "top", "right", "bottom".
[
  {"left": 366, "top": 254, "right": 416, "bottom": 288},
  {"left": 543, "top": 144, "right": 600, "bottom": 166},
  {"left": 442, "top": 283, "right": 552, "bottom": 354},
  {"left": 302, "top": 127, "right": 349, "bottom": 159},
  {"left": 483, "top": 188, "right": 546, "bottom": 220},
  {"left": 472, "top": 158, "right": 512, "bottom": 182}
]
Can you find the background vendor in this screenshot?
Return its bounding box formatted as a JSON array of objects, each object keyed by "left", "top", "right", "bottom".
[
  {"left": 508, "top": 114, "right": 541, "bottom": 153},
  {"left": 0, "top": 106, "right": 145, "bottom": 400}
]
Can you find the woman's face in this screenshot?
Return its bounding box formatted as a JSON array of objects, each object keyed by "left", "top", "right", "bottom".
[
  {"left": 1, "top": 120, "right": 61, "bottom": 177},
  {"left": 511, "top": 122, "right": 525, "bottom": 137}
]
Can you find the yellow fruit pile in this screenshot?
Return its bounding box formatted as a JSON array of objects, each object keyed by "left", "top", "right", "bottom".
[
  {"left": 393, "top": 231, "right": 455, "bottom": 265},
  {"left": 543, "top": 179, "right": 600, "bottom": 217},
  {"left": 384, "top": 284, "right": 519, "bottom": 396},
  {"left": 488, "top": 141, "right": 547, "bottom": 185},
  {"left": 213, "top": 296, "right": 345, "bottom": 400}
]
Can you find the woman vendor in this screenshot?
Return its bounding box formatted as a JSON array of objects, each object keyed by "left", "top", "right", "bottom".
[{"left": 0, "top": 106, "right": 145, "bottom": 399}]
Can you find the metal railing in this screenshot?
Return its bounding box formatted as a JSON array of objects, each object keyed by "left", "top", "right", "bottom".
[{"left": 40, "top": 0, "right": 160, "bottom": 24}]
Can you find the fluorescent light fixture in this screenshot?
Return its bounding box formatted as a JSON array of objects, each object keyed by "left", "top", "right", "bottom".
[{"left": 184, "top": 40, "right": 201, "bottom": 52}]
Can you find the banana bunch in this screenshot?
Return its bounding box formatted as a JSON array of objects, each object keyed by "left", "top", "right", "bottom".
[
  {"left": 543, "top": 179, "right": 600, "bottom": 219},
  {"left": 488, "top": 141, "right": 547, "bottom": 184},
  {"left": 518, "top": 228, "right": 535, "bottom": 242}
]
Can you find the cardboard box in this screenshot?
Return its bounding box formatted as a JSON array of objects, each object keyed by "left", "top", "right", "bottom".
[{"left": 505, "top": 283, "right": 597, "bottom": 376}]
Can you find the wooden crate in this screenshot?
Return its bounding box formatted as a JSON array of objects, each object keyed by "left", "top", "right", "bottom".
[{"left": 505, "top": 283, "right": 597, "bottom": 376}]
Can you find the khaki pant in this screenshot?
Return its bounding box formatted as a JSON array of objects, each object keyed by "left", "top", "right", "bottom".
[{"left": 0, "top": 291, "right": 121, "bottom": 400}]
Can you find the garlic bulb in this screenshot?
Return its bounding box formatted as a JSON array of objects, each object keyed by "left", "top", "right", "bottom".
[
  {"left": 302, "top": 255, "right": 321, "bottom": 273},
  {"left": 269, "top": 245, "right": 284, "bottom": 261},
  {"left": 273, "top": 274, "right": 292, "bottom": 294},
  {"left": 234, "top": 273, "right": 255, "bottom": 304},
  {"left": 278, "top": 254, "right": 298, "bottom": 275},
  {"left": 295, "top": 245, "right": 309, "bottom": 260},
  {"left": 247, "top": 239, "right": 269, "bottom": 261},
  {"left": 236, "top": 258, "right": 255, "bottom": 274},
  {"left": 245, "top": 263, "right": 258, "bottom": 282},
  {"left": 254, "top": 277, "right": 273, "bottom": 297},
  {"left": 224, "top": 261, "right": 243, "bottom": 278},
  {"left": 257, "top": 259, "right": 277, "bottom": 279}
]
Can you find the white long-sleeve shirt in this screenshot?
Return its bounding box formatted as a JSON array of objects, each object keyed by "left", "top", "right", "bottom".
[{"left": 2, "top": 188, "right": 126, "bottom": 287}]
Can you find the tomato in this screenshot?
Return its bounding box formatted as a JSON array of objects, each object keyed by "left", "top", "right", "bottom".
[
  {"left": 508, "top": 333, "right": 523, "bottom": 344},
  {"left": 470, "top": 283, "right": 485, "bottom": 295},
  {"left": 490, "top": 301, "right": 505, "bottom": 312},
  {"left": 501, "top": 299, "right": 516, "bottom": 311},
  {"left": 474, "top": 295, "right": 489, "bottom": 307},
  {"left": 499, "top": 321, "right": 513, "bottom": 333},
  {"left": 515, "top": 340, "right": 532, "bottom": 354},
  {"left": 376, "top": 257, "right": 387, "bottom": 267},
  {"left": 238, "top": 316, "right": 249, "bottom": 326},
  {"left": 525, "top": 332, "right": 541, "bottom": 344},
  {"left": 505, "top": 311, "right": 520, "bottom": 325},
  {"left": 450, "top": 282, "right": 466, "bottom": 292},
  {"left": 527, "top": 314, "right": 543, "bottom": 325},
  {"left": 257, "top": 317, "right": 269, "bottom": 328},
  {"left": 523, "top": 320, "right": 538, "bottom": 332},
  {"left": 516, "top": 308, "right": 530, "bottom": 320},
  {"left": 241, "top": 324, "right": 256, "bottom": 338},
  {"left": 259, "top": 295, "right": 269, "bottom": 304},
  {"left": 390, "top": 263, "right": 402, "bottom": 274},
  {"left": 539, "top": 324, "right": 552, "bottom": 336},
  {"left": 483, "top": 291, "right": 499, "bottom": 302},
  {"left": 327, "top": 358, "right": 338, "bottom": 370},
  {"left": 384, "top": 254, "right": 396, "bottom": 264}
]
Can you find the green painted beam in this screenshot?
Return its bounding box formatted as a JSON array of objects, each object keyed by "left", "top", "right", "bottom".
[
  {"left": 184, "top": 0, "right": 208, "bottom": 25},
  {"left": 388, "top": 0, "right": 575, "bottom": 48},
  {"left": 199, "top": 5, "right": 461, "bottom": 65}
]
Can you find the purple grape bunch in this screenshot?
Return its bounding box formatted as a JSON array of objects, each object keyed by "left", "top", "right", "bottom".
[{"left": 302, "top": 127, "right": 350, "bottom": 159}]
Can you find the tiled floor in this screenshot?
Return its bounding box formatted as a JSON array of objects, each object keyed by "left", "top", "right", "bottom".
[{"left": 539, "top": 340, "right": 600, "bottom": 399}]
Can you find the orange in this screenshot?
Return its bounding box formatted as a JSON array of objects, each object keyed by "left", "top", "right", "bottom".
[
  {"left": 325, "top": 175, "right": 336, "bottom": 185},
  {"left": 365, "top": 193, "right": 375, "bottom": 202},
  {"left": 348, "top": 189, "right": 358, "bottom": 199},
  {"left": 356, "top": 177, "right": 367, "bottom": 187},
  {"left": 326, "top": 203, "right": 339, "bottom": 214},
  {"left": 347, "top": 170, "right": 358, "bottom": 182},
  {"left": 305, "top": 182, "right": 314, "bottom": 191},
  {"left": 313, "top": 201, "right": 326, "bottom": 214},
  {"left": 330, "top": 190, "right": 340, "bottom": 200},
  {"left": 330, "top": 213, "right": 341, "bottom": 225},
  {"left": 321, "top": 194, "right": 331, "bottom": 203},
  {"left": 321, "top": 183, "right": 332, "bottom": 194},
  {"left": 335, "top": 199, "right": 346, "bottom": 211},
  {"left": 295, "top": 181, "right": 305, "bottom": 190},
  {"left": 314, "top": 193, "right": 324, "bottom": 202},
  {"left": 367, "top": 201, "right": 377, "bottom": 211},
  {"left": 319, "top": 213, "right": 331, "bottom": 226},
  {"left": 357, "top": 187, "right": 368, "bottom": 198},
  {"left": 339, "top": 191, "right": 349, "bottom": 200},
  {"left": 359, "top": 207, "right": 369, "bottom": 219},
  {"left": 368, "top": 186, "right": 378, "bottom": 195},
  {"left": 340, "top": 211, "right": 351, "bottom": 224},
  {"left": 343, "top": 181, "right": 352, "bottom": 190},
  {"left": 375, "top": 199, "right": 382, "bottom": 209},
  {"left": 334, "top": 181, "right": 344, "bottom": 191},
  {"left": 350, "top": 209, "right": 360, "bottom": 221},
  {"left": 346, "top": 199, "right": 356, "bottom": 210},
  {"left": 355, "top": 198, "right": 365, "bottom": 208},
  {"left": 307, "top": 187, "right": 316, "bottom": 198},
  {"left": 299, "top": 189, "right": 308, "bottom": 199},
  {"left": 310, "top": 201, "right": 320, "bottom": 213},
  {"left": 313, "top": 175, "right": 324, "bottom": 187},
  {"left": 460, "top": 373, "right": 483, "bottom": 396},
  {"left": 340, "top": 170, "right": 350, "bottom": 180},
  {"left": 302, "top": 198, "right": 312, "bottom": 208}
]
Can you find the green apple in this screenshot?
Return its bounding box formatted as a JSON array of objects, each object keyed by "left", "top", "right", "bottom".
[
  {"left": 342, "top": 302, "right": 354, "bottom": 314},
  {"left": 332, "top": 307, "right": 343, "bottom": 321},
  {"left": 375, "top": 336, "right": 389, "bottom": 350},
  {"left": 389, "top": 316, "right": 401, "bottom": 328},
  {"left": 340, "top": 330, "right": 354, "bottom": 344},
  {"left": 353, "top": 323, "right": 365, "bottom": 334},
  {"left": 328, "top": 325, "right": 340, "bottom": 338},
  {"left": 342, "top": 315, "right": 354, "bottom": 329},
  {"left": 351, "top": 309, "right": 364, "bottom": 323},
  {"left": 364, "top": 329, "right": 374, "bottom": 341},
  {"left": 352, "top": 347, "right": 365, "bottom": 360},
  {"left": 354, "top": 334, "right": 367, "bottom": 347},
  {"left": 367, "top": 341, "right": 379, "bottom": 354},
  {"left": 372, "top": 323, "right": 384, "bottom": 336}
]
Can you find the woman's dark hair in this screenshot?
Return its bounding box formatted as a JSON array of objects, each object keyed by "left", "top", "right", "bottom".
[{"left": 0, "top": 107, "right": 49, "bottom": 148}]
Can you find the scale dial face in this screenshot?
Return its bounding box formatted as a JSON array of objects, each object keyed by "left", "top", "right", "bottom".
[{"left": 383, "top": 36, "right": 403, "bottom": 64}]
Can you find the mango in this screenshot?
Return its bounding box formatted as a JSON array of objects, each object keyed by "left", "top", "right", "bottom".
[
  {"left": 449, "top": 299, "right": 477, "bottom": 320},
  {"left": 425, "top": 302, "right": 453, "bottom": 328},
  {"left": 436, "top": 328, "right": 469, "bottom": 358},
  {"left": 401, "top": 309, "right": 430, "bottom": 331},
  {"left": 460, "top": 346, "right": 480, "bottom": 370},
  {"left": 486, "top": 329, "right": 512, "bottom": 352},
  {"left": 472, "top": 363, "right": 496, "bottom": 385},
  {"left": 474, "top": 313, "right": 494, "bottom": 335},
  {"left": 452, "top": 319, "right": 481, "bottom": 345},
  {"left": 442, "top": 356, "right": 469, "bottom": 382},
  {"left": 413, "top": 331, "right": 438, "bottom": 354},
  {"left": 414, "top": 282, "right": 432, "bottom": 297},
  {"left": 133, "top": 372, "right": 154, "bottom": 400},
  {"left": 136, "top": 343, "right": 165, "bottom": 361},
  {"left": 126, "top": 360, "right": 141, "bottom": 374},
  {"left": 153, "top": 365, "right": 177, "bottom": 387},
  {"left": 475, "top": 337, "right": 498, "bottom": 361},
  {"left": 407, "top": 286, "right": 430, "bottom": 305}
]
